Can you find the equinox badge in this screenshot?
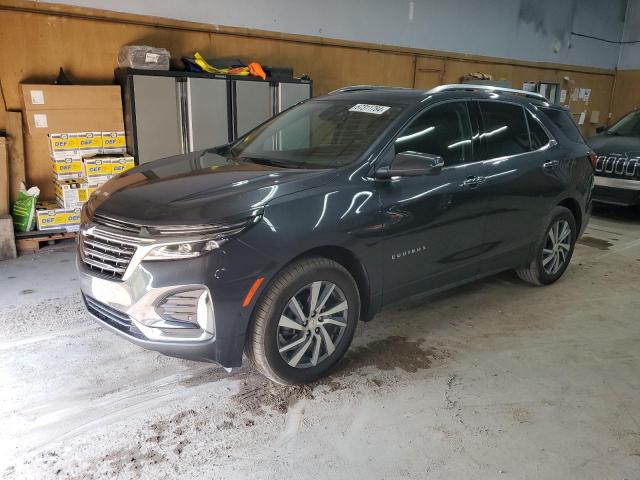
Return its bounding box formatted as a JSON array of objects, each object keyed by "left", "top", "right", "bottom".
[{"left": 391, "top": 245, "right": 427, "bottom": 260}]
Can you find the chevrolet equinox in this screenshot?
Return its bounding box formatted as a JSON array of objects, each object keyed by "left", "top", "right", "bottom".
[{"left": 78, "top": 84, "right": 594, "bottom": 385}]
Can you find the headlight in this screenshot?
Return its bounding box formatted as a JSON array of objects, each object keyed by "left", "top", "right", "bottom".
[
  {"left": 145, "top": 238, "right": 221, "bottom": 260},
  {"left": 143, "top": 215, "right": 261, "bottom": 261}
]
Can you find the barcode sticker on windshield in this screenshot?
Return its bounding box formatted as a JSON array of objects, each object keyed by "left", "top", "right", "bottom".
[{"left": 349, "top": 104, "right": 390, "bottom": 115}]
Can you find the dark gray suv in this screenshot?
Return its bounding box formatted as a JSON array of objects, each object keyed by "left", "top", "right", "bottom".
[{"left": 78, "top": 84, "right": 594, "bottom": 384}]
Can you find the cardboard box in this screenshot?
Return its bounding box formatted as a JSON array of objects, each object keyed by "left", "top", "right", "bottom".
[
  {"left": 52, "top": 156, "right": 84, "bottom": 180},
  {"left": 21, "top": 85, "right": 122, "bottom": 111},
  {"left": 36, "top": 201, "right": 81, "bottom": 232},
  {"left": 101, "top": 131, "right": 126, "bottom": 154},
  {"left": 76, "top": 131, "right": 103, "bottom": 156},
  {"left": 110, "top": 154, "right": 135, "bottom": 175},
  {"left": 55, "top": 178, "right": 90, "bottom": 209},
  {"left": 48, "top": 133, "right": 79, "bottom": 157},
  {"left": 83, "top": 154, "right": 134, "bottom": 186},
  {"left": 83, "top": 157, "right": 113, "bottom": 186},
  {"left": 25, "top": 109, "right": 125, "bottom": 135},
  {"left": 20, "top": 84, "right": 125, "bottom": 200}
]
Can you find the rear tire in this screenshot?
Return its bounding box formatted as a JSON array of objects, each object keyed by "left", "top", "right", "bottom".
[
  {"left": 516, "top": 206, "right": 576, "bottom": 286},
  {"left": 246, "top": 257, "right": 360, "bottom": 385}
]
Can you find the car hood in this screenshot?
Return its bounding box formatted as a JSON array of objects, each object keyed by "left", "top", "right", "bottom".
[
  {"left": 87, "top": 150, "right": 331, "bottom": 226},
  {"left": 588, "top": 134, "right": 640, "bottom": 156}
]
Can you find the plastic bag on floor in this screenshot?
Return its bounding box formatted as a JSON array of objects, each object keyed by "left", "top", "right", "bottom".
[{"left": 11, "top": 183, "right": 40, "bottom": 232}]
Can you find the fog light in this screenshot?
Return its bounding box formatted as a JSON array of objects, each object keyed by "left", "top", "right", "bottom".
[{"left": 155, "top": 289, "right": 215, "bottom": 336}]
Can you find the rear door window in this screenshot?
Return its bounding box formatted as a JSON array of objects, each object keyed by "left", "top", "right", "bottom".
[
  {"left": 395, "top": 101, "right": 472, "bottom": 167},
  {"left": 539, "top": 107, "right": 584, "bottom": 143},
  {"left": 479, "top": 102, "right": 530, "bottom": 158}
]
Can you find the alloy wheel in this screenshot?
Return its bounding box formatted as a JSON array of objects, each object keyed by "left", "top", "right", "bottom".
[
  {"left": 277, "top": 281, "right": 349, "bottom": 368},
  {"left": 542, "top": 219, "right": 571, "bottom": 275}
]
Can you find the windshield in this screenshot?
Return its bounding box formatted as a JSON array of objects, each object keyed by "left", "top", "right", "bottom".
[
  {"left": 607, "top": 110, "right": 640, "bottom": 137},
  {"left": 229, "top": 100, "right": 404, "bottom": 168}
]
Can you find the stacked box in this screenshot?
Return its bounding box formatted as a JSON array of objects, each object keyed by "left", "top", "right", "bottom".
[
  {"left": 84, "top": 154, "right": 135, "bottom": 185},
  {"left": 35, "top": 201, "right": 82, "bottom": 232},
  {"left": 55, "top": 178, "right": 90, "bottom": 209},
  {"left": 48, "top": 131, "right": 119, "bottom": 158},
  {"left": 83, "top": 156, "right": 113, "bottom": 186},
  {"left": 110, "top": 154, "right": 135, "bottom": 175},
  {"left": 52, "top": 155, "right": 84, "bottom": 180},
  {"left": 77, "top": 131, "right": 103, "bottom": 156},
  {"left": 101, "top": 131, "right": 127, "bottom": 154},
  {"left": 21, "top": 84, "right": 125, "bottom": 201},
  {"left": 48, "top": 133, "right": 79, "bottom": 158},
  {"left": 43, "top": 130, "right": 133, "bottom": 232}
]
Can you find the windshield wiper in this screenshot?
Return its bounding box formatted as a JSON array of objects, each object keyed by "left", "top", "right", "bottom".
[{"left": 240, "top": 155, "right": 299, "bottom": 169}]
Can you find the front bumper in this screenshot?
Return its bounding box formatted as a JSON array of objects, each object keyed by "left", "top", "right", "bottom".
[
  {"left": 77, "top": 223, "right": 268, "bottom": 367},
  {"left": 593, "top": 176, "right": 640, "bottom": 206}
]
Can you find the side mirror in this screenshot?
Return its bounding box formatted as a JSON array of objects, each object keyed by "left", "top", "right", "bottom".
[
  {"left": 595, "top": 126, "right": 606, "bottom": 134},
  {"left": 375, "top": 151, "right": 444, "bottom": 179}
]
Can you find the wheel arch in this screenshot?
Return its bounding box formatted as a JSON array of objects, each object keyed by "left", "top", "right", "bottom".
[
  {"left": 292, "top": 245, "right": 373, "bottom": 322},
  {"left": 557, "top": 197, "right": 582, "bottom": 233},
  {"left": 251, "top": 245, "right": 374, "bottom": 324}
]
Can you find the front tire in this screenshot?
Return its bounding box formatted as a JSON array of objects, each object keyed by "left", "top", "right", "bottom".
[
  {"left": 516, "top": 206, "right": 577, "bottom": 286},
  {"left": 246, "top": 257, "right": 360, "bottom": 385}
]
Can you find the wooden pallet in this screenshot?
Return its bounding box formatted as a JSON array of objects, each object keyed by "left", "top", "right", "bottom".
[{"left": 15, "top": 229, "right": 77, "bottom": 254}]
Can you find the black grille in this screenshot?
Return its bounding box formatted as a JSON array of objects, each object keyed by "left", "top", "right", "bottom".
[
  {"left": 595, "top": 155, "right": 640, "bottom": 180},
  {"left": 80, "top": 230, "right": 137, "bottom": 279},
  {"left": 84, "top": 294, "right": 130, "bottom": 329}
]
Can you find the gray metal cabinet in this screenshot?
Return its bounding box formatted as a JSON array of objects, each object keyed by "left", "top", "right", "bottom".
[
  {"left": 119, "top": 69, "right": 311, "bottom": 165},
  {"left": 234, "top": 81, "right": 272, "bottom": 138},
  {"left": 277, "top": 82, "right": 312, "bottom": 113},
  {"left": 186, "top": 77, "right": 229, "bottom": 151},
  {"left": 132, "top": 75, "right": 183, "bottom": 164}
]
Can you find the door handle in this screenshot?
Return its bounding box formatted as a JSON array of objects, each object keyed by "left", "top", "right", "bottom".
[
  {"left": 543, "top": 160, "right": 560, "bottom": 169},
  {"left": 461, "top": 175, "right": 485, "bottom": 187}
]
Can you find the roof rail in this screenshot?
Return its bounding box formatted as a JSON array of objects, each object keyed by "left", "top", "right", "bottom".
[
  {"left": 428, "top": 84, "right": 548, "bottom": 102},
  {"left": 328, "top": 85, "right": 413, "bottom": 95},
  {"left": 328, "top": 85, "right": 387, "bottom": 95}
]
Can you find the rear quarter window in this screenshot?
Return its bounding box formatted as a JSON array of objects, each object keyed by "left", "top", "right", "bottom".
[{"left": 539, "top": 107, "right": 584, "bottom": 144}]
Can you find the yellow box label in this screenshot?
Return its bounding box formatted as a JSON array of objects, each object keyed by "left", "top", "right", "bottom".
[
  {"left": 101, "top": 131, "right": 126, "bottom": 149},
  {"left": 84, "top": 159, "right": 113, "bottom": 176},
  {"left": 52, "top": 157, "right": 83, "bottom": 175},
  {"left": 77, "top": 132, "right": 102, "bottom": 149},
  {"left": 49, "top": 133, "right": 80, "bottom": 152},
  {"left": 37, "top": 209, "right": 67, "bottom": 228},
  {"left": 66, "top": 210, "right": 81, "bottom": 224},
  {"left": 111, "top": 157, "right": 135, "bottom": 174}
]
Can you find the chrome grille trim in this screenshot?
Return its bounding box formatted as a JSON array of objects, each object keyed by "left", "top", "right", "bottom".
[
  {"left": 595, "top": 155, "right": 640, "bottom": 180},
  {"left": 93, "top": 214, "right": 142, "bottom": 234},
  {"left": 82, "top": 256, "right": 127, "bottom": 274},
  {"left": 80, "top": 226, "right": 144, "bottom": 279},
  {"left": 146, "top": 219, "right": 254, "bottom": 237},
  {"left": 82, "top": 238, "right": 135, "bottom": 256}
]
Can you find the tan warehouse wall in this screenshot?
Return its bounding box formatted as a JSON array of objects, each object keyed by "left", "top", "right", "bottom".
[
  {"left": 0, "top": 0, "right": 630, "bottom": 197},
  {"left": 611, "top": 70, "right": 640, "bottom": 122}
]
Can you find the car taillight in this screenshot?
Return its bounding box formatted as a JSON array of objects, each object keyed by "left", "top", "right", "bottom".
[{"left": 588, "top": 151, "right": 597, "bottom": 168}]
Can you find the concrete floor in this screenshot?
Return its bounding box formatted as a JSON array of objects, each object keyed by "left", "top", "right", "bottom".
[{"left": 1, "top": 205, "right": 639, "bottom": 479}]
